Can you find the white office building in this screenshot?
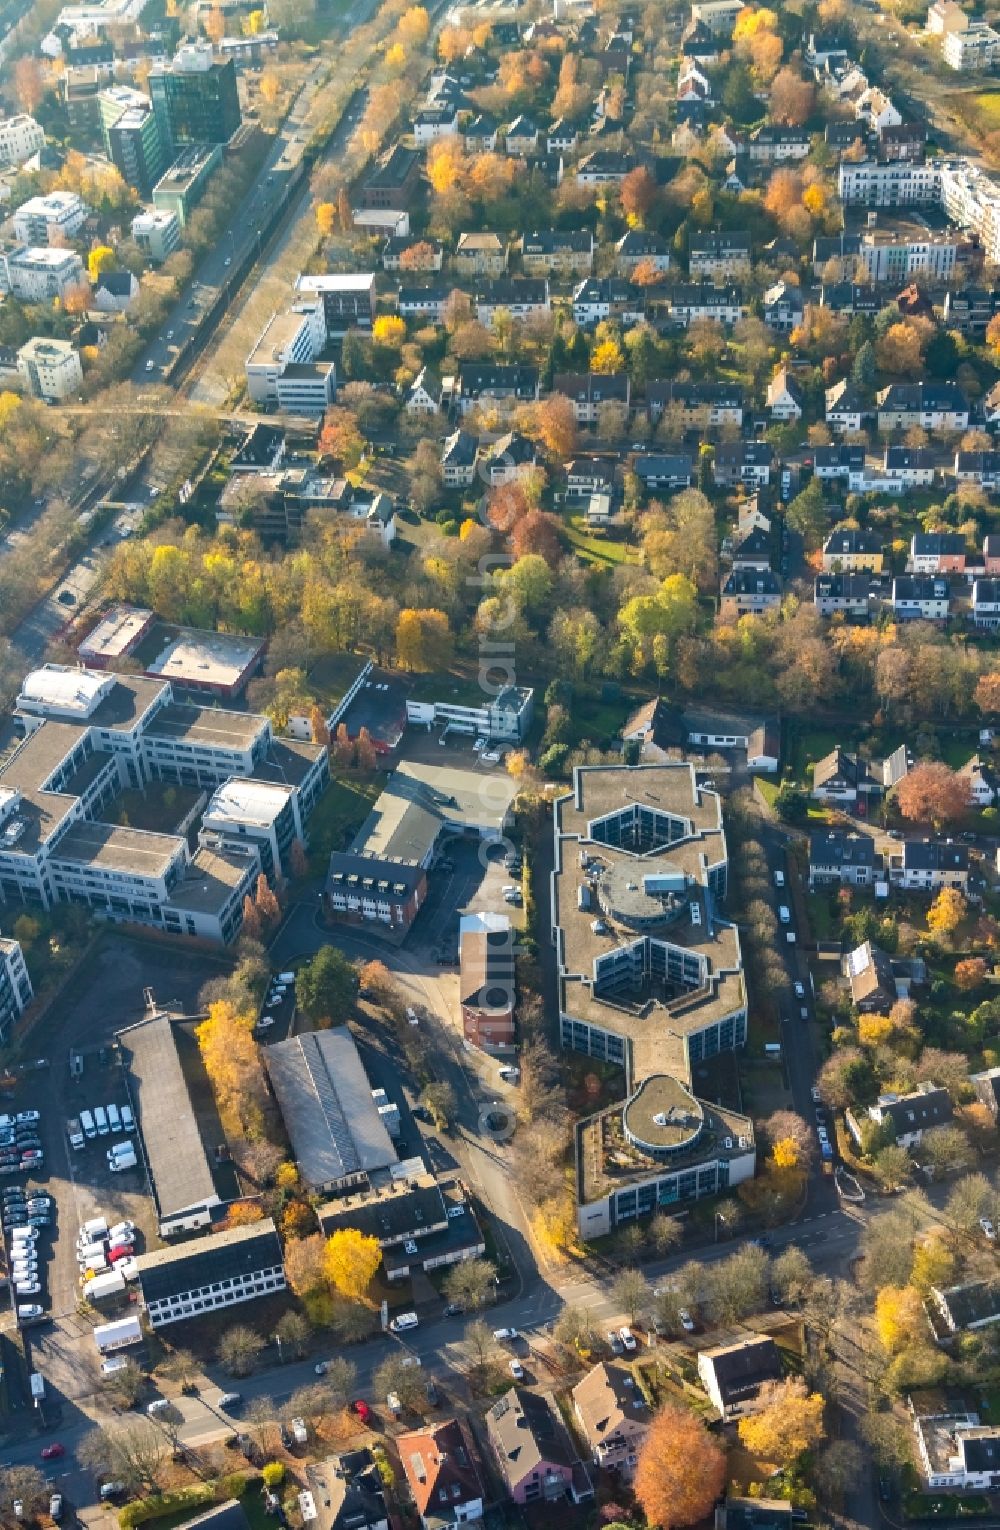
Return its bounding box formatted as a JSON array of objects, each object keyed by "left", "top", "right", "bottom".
[
  {"left": 0, "top": 665, "right": 329, "bottom": 944},
  {"left": 17, "top": 338, "right": 83, "bottom": 401},
  {"left": 0, "top": 936, "right": 32, "bottom": 1044},
  {"left": 244, "top": 302, "right": 328, "bottom": 405},
  {"left": 13, "top": 192, "right": 86, "bottom": 246},
  {"left": 131, "top": 208, "right": 181, "bottom": 263}
]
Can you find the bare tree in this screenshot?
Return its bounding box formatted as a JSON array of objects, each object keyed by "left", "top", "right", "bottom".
[
  {"left": 243, "top": 1397, "right": 281, "bottom": 1457},
  {"left": 217, "top": 1325, "right": 265, "bottom": 1376},
  {"left": 613, "top": 1268, "right": 651, "bottom": 1326},
  {"left": 373, "top": 1354, "right": 426, "bottom": 1411},
  {"left": 275, "top": 1310, "right": 312, "bottom": 1359},
  {"left": 442, "top": 1259, "right": 497, "bottom": 1313},
  {"left": 464, "top": 1319, "right": 501, "bottom": 1377},
  {"left": 78, "top": 1423, "right": 169, "bottom": 1496},
  {"left": 0, "top": 1468, "right": 48, "bottom": 1519}
]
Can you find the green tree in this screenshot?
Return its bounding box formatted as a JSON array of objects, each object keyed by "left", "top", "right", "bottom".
[
  {"left": 297, "top": 947, "right": 357, "bottom": 1024},
  {"left": 850, "top": 342, "right": 876, "bottom": 395},
  {"left": 785, "top": 478, "right": 826, "bottom": 549}
]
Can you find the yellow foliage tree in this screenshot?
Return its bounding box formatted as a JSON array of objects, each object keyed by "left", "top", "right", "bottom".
[
  {"left": 243, "top": 8, "right": 265, "bottom": 32},
  {"left": 275, "top": 1161, "right": 300, "bottom": 1194},
  {"left": 927, "top": 887, "right": 967, "bottom": 939},
  {"left": 323, "top": 1227, "right": 382, "bottom": 1302},
  {"left": 427, "top": 140, "right": 465, "bottom": 195},
  {"left": 591, "top": 338, "right": 626, "bottom": 373},
  {"left": 259, "top": 71, "right": 280, "bottom": 105},
  {"left": 738, "top": 1377, "right": 825, "bottom": 1466},
  {"left": 195, "top": 999, "right": 268, "bottom": 1140},
  {"left": 911, "top": 1236, "right": 956, "bottom": 1294},
  {"left": 397, "top": 4, "right": 430, "bottom": 43},
  {"left": 733, "top": 5, "right": 778, "bottom": 42},
  {"left": 875, "top": 1284, "right": 926, "bottom": 1353},
  {"left": 87, "top": 244, "right": 115, "bottom": 281},
  {"left": 373, "top": 314, "right": 406, "bottom": 347},
  {"left": 858, "top": 1012, "right": 896, "bottom": 1048},
  {"left": 803, "top": 182, "right": 828, "bottom": 219},
  {"left": 316, "top": 202, "right": 336, "bottom": 238},
  {"left": 385, "top": 41, "right": 406, "bottom": 69},
  {"left": 771, "top": 1138, "right": 799, "bottom": 1170}
]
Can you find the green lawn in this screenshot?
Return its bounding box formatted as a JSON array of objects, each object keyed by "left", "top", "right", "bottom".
[
  {"left": 903, "top": 1492, "right": 989, "bottom": 1519},
  {"left": 562, "top": 512, "right": 638, "bottom": 566},
  {"left": 787, "top": 726, "right": 842, "bottom": 784},
  {"left": 307, "top": 773, "right": 380, "bottom": 861}
]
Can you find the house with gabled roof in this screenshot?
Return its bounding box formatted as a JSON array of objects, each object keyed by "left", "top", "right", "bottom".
[
  {"left": 486, "top": 1388, "right": 593, "bottom": 1504},
  {"left": 572, "top": 1361, "right": 650, "bottom": 1480},
  {"left": 698, "top": 1338, "right": 782, "bottom": 1420},
  {"left": 399, "top": 1420, "right": 484, "bottom": 1529},
  {"left": 849, "top": 1082, "right": 953, "bottom": 1147}
]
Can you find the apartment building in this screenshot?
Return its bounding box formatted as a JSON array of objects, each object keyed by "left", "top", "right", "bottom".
[
  {"left": 13, "top": 191, "right": 86, "bottom": 245},
  {"left": 0, "top": 245, "right": 85, "bottom": 302},
  {"left": 855, "top": 229, "right": 963, "bottom": 282},
  {"left": 17, "top": 338, "right": 83, "bottom": 401},
  {"left": 688, "top": 231, "right": 751, "bottom": 277},
  {"left": 943, "top": 20, "right": 1000, "bottom": 69},
  {"left": 0, "top": 114, "right": 44, "bottom": 168},
  {"left": 294, "top": 273, "right": 376, "bottom": 338}
]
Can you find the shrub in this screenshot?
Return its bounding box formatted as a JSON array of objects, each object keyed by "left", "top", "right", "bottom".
[{"left": 262, "top": 1463, "right": 285, "bottom": 1489}]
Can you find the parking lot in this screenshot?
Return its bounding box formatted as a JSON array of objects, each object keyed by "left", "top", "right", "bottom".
[{"left": 2, "top": 937, "right": 231, "bottom": 1401}]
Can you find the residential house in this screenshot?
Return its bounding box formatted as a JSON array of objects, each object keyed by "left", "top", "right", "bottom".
[
  {"left": 645, "top": 380, "right": 744, "bottom": 428},
  {"left": 615, "top": 229, "right": 671, "bottom": 275},
  {"left": 455, "top": 232, "right": 507, "bottom": 277},
  {"left": 475, "top": 279, "right": 550, "bottom": 327},
  {"left": 763, "top": 281, "right": 805, "bottom": 333},
  {"left": 877, "top": 382, "right": 969, "bottom": 433},
  {"left": 960, "top": 754, "right": 996, "bottom": 807},
  {"left": 766, "top": 368, "right": 803, "bottom": 421},
  {"left": 92, "top": 269, "right": 139, "bottom": 313},
  {"left": 505, "top": 115, "right": 540, "bottom": 154},
  {"left": 697, "top": 1338, "right": 782, "bottom": 1421},
  {"left": 572, "top": 278, "right": 645, "bottom": 328},
  {"left": 844, "top": 942, "right": 899, "bottom": 1013},
  {"left": 664, "top": 284, "right": 746, "bottom": 327},
  {"left": 713, "top": 441, "right": 774, "bottom": 487},
  {"left": 720, "top": 568, "right": 781, "bottom": 615},
  {"left": 464, "top": 115, "right": 498, "bottom": 153},
  {"left": 682, "top": 19, "right": 720, "bottom": 61},
  {"left": 730, "top": 526, "right": 772, "bottom": 572},
  {"left": 565, "top": 458, "right": 617, "bottom": 499},
  {"left": 884, "top": 447, "right": 936, "bottom": 488},
  {"left": 825, "top": 378, "right": 868, "bottom": 433},
  {"left": 809, "top": 830, "right": 880, "bottom": 888},
  {"left": 891, "top": 575, "right": 951, "bottom": 621},
  {"left": 552, "top": 371, "right": 630, "bottom": 426},
  {"left": 441, "top": 429, "right": 479, "bottom": 488},
  {"left": 406, "top": 366, "right": 443, "bottom": 415},
  {"left": 382, "top": 235, "right": 443, "bottom": 273},
  {"left": 956, "top": 451, "right": 1000, "bottom": 490},
  {"left": 910, "top": 531, "right": 968, "bottom": 573},
  {"left": 716, "top": 1501, "right": 793, "bottom": 1530},
  {"left": 688, "top": 231, "right": 751, "bottom": 277},
  {"left": 546, "top": 118, "right": 580, "bottom": 154},
  {"left": 413, "top": 104, "right": 459, "bottom": 143},
  {"left": 893, "top": 839, "right": 969, "bottom": 892},
  {"left": 398, "top": 287, "right": 450, "bottom": 322},
  {"left": 912, "top": 1409, "right": 1000, "bottom": 1492},
  {"left": 814, "top": 445, "right": 866, "bottom": 488},
  {"left": 572, "top": 1362, "right": 650, "bottom": 1481},
  {"left": 821, "top": 283, "right": 880, "bottom": 317},
  {"left": 576, "top": 150, "right": 634, "bottom": 184},
  {"left": 822, "top": 529, "right": 884, "bottom": 571},
  {"left": 520, "top": 230, "right": 594, "bottom": 277},
  {"left": 814, "top": 571, "right": 889, "bottom": 618},
  {"left": 399, "top": 1420, "right": 484, "bottom": 1529},
  {"left": 748, "top": 124, "right": 811, "bottom": 163},
  {"left": 973, "top": 578, "right": 1000, "bottom": 628},
  {"left": 634, "top": 454, "right": 694, "bottom": 493},
  {"left": 454, "top": 363, "right": 539, "bottom": 415},
  {"left": 302, "top": 1452, "right": 390, "bottom": 1530},
  {"left": 486, "top": 1388, "right": 593, "bottom": 1504},
  {"left": 944, "top": 287, "right": 1000, "bottom": 336},
  {"left": 851, "top": 1083, "right": 953, "bottom": 1147},
  {"left": 931, "top": 1280, "right": 1000, "bottom": 1334},
  {"left": 811, "top": 747, "right": 882, "bottom": 804},
  {"left": 986, "top": 536, "right": 1000, "bottom": 572},
  {"left": 481, "top": 431, "right": 538, "bottom": 487}
]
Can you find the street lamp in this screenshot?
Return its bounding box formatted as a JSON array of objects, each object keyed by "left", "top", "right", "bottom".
[{"left": 714, "top": 1210, "right": 728, "bottom": 1243}]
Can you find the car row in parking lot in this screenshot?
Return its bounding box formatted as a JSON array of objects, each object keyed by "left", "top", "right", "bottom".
[
  {"left": 0, "top": 1110, "right": 44, "bottom": 1178},
  {"left": 3, "top": 1173, "right": 54, "bottom": 1317}
]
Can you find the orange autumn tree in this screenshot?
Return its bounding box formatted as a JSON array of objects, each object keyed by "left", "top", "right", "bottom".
[{"left": 634, "top": 1405, "right": 726, "bottom": 1528}]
